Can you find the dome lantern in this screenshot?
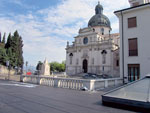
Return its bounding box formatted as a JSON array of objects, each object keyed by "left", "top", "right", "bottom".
[
  {"left": 95, "top": 1, "right": 103, "bottom": 14},
  {"left": 88, "top": 2, "right": 111, "bottom": 29}
]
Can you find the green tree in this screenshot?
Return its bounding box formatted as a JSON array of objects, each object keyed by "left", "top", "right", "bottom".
[
  {"left": 2, "top": 33, "right": 6, "bottom": 44},
  {"left": 36, "top": 61, "right": 43, "bottom": 75},
  {"left": 50, "top": 61, "right": 65, "bottom": 72},
  {"left": 5, "top": 33, "right": 12, "bottom": 49},
  {"left": 5, "top": 33, "right": 17, "bottom": 67},
  {"left": 5, "top": 31, "right": 24, "bottom": 70},
  {"left": 6, "top": 48, "right": 16, "bottom": 67},
  {"left": 50, "top": 62, "right": 59, "bottom": 72},
  {"left": 0, "top": 47, "right": 8, "bottom": 65},
  {"left": 0, "top": 31, "right": 24, "bottom": 70},
  {"left": 17, "top": 36, "right": 24, "bottom": 69},
  {"left": 36, "top": 61, "right": 43, "bottom": 71},
  {"left": 60, "top": 61, "right": 65, "bottom": 72},
  {"left": 10, "top": 31, "right": 24, "bottom": 69}
]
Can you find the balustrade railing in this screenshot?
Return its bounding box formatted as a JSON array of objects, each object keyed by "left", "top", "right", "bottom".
[{"left": 21, "top": 75, "right": 123, "bottom": 91}]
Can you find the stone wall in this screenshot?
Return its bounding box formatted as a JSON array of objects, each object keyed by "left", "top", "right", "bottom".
[{"left": 0, "top": 65, "right": 15, "bottom": 75}]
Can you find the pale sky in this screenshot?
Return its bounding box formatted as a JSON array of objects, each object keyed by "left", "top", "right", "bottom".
[{"left": 0, "top": 0, "right": 129, "bottom": 66}]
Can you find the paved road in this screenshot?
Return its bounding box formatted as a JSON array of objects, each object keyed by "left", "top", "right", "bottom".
[{"left": 0, "top": 80, "right": 134, "bottom": 113}]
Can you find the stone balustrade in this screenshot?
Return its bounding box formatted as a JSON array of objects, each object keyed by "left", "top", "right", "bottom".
[{"left": 21, "top": 75, "right": 123, "bottom": 91}]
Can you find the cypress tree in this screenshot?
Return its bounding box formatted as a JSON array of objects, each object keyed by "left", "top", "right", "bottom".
[
  {"left": 6, "top": 48, "right": 15, "bottom": 67},
  {"left": 36, "top": 61, "right": 43, "bottom": 71},
  {"left": 1, "top": 30, "right": 24, "bottom": 70},
  {"left": 2, "top": 33, "right": 6, "bottom": 44},
  {"left": 18, "top": 36, "right": 24, "bottom": 69},
  {"left": 10, "top": 30, "right": 24, "bottom": 70},
  {"left": 5, "top": 33, "right": 12, "bottom": 49},
  {"left": 0, "top": 47, "right": 8, "bottom": 65}
]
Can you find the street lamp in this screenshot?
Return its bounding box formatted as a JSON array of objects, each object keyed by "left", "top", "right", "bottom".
[{"left": 25, "top": 61, "right": 28, "bottom": 75}]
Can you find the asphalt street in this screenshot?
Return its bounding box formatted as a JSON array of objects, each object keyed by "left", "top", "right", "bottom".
[{"left": 0, "top": 80, "right": 134, "bottom": 113}]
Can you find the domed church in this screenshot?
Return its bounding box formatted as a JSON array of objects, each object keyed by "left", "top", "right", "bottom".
[{"left": 66, "top": 2, "right": 120, "bottom": 76}]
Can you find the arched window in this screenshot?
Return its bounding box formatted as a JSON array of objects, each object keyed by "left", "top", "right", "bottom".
[
  {"left": 116, "top": 60, "right": 119, "bottom": 67},
  {"left": 69, "top": 53, "right": 73, "bottom": 57},
  {"left": 101, "top": 28, "right": 104, "bottom": 35},
  {"left": 109, "top": 30, "right": 111, "bottom": 34},
  {"left": 69, "top": 53, "right": 73, "bottom": 64},
  {"left": 93, "top": 28, "right": 95, "bottom": 32},
  {"left": 101, "top": 50, "right": 107, "bottom": 64},
  {"left": 102, "top": 54, "right": 106, "bottom": 64}
]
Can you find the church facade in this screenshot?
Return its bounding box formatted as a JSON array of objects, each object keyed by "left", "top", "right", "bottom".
[{"left": 66, "top": 2, "right": 120, "bottom": 76}]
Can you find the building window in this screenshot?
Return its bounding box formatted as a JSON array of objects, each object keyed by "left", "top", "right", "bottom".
[
  {"left": 128, "top": 17, "right": 137, "bottom": 28},
  {"left": 128, "top": 38, "right": 138, "bottom": 56},
  {"left": 101, "top": 50, "right": 107, "bottom": 64},
  {"left": 101, "top": 28, "right": 104, "bottom": 35},
  {"left": 70, "top": 57, "right": 72, "bottom": 65},
  {"left": 93, "top": 28, "right": 95, "bottom": 32},
  {"left": 83, "top": 37, "right": 88, "bottom": 44},
  {"left": 116, "top": 60, "right": 119, "bottom": 67},
  {"left": 128, "top": 64, "right": 140, "bottom": 82},
  {"left": 69, "top": 53, "right": 73, "bottom": 65},
  {"left": 102, "top": 54, "right": 106, "bottom": 64}
]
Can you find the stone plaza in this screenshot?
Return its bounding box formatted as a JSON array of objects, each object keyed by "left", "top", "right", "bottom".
[{"left": 0, "top": 80, "right": 134, "bottom": 113}]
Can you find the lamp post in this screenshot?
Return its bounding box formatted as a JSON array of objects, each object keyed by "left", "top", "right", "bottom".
[{"left": 25, "top": 61, "right": 28, "bottom": 75}]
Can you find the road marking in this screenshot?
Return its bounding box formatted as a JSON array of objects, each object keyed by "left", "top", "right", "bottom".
[{"left": 0, "top": 82, "right": 37, "bottom": 88}]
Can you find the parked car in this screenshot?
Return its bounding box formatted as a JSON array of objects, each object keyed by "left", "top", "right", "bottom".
[
  {"left": 82, "top": 73, "right": 99, "bottom": 79},
  {"left": 99, "top": 74, "right": 112, "bottom": 79}
]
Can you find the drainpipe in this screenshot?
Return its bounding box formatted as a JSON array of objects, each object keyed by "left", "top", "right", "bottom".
[{"left": 121, "top": 11, "right": 125, "bottom": 84}]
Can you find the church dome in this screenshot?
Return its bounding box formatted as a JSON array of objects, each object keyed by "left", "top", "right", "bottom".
[{"left": 88, "top": 2, "right": 111, "bottom": 28}]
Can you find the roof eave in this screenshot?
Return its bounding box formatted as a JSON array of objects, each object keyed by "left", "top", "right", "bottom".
[{"left": 114, "top": 3, "right": 150, "bottom": 14}]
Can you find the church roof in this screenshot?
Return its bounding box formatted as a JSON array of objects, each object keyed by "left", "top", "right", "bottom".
[{"left": 88, "top": 2, "right": 111, "bottom": 28}]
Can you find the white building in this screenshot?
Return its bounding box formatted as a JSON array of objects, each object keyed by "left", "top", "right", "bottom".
[
  {"left": 114, "top": 0, "right": 150, "bottom": 82},
  {"left": 66, "top": 2, "right": 120, "bottom": 76}
]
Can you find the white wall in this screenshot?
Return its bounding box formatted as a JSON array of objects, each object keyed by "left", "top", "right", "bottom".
[{"left": 117, "top": 5, "right": 150, "bottom": 81}]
